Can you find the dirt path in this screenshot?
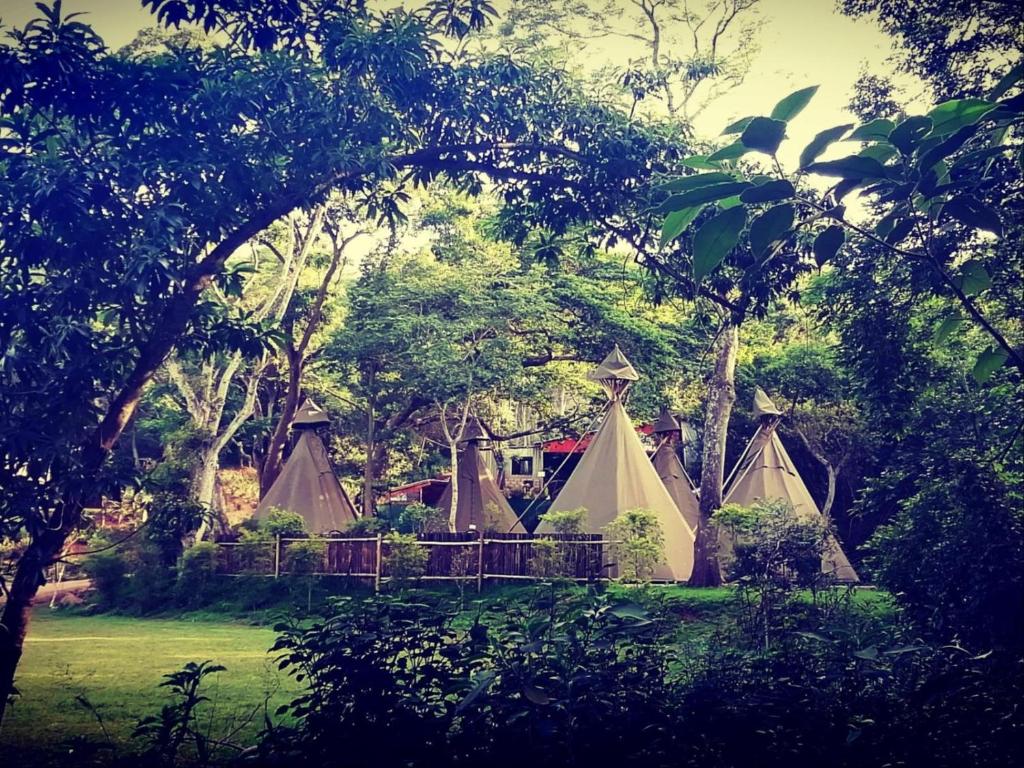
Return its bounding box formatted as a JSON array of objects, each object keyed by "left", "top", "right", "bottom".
[{"left": 0, "top": 578, "right": 93, "bottom": 606}]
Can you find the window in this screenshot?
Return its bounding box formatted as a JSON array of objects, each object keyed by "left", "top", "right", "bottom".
[{"left": 510, "top": 456, "right": 534, "bottom": 476}]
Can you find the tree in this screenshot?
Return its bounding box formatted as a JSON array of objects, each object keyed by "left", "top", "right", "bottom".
[
  {"left": 652, "top": 74, "right": 1024, "bottom": 582},
  {"left": 257, "top": 201, "right": 368, "bottom": 498},
  {"left": 839, "top": 0, "right": 1023, "bottom": 100},
  {"left": 498, "top": 0, "right": 763, "bottom": 121},
  {"left": 0, "top": 0, "right": 691, "bottom": 721},
  {"left": 165, "top": 208, "right": 323, "bottom": 520}
]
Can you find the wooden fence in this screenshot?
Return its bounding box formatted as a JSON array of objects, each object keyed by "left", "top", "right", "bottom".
[{"left": 214, "top": 532, "right": 611, "bottom": 589}]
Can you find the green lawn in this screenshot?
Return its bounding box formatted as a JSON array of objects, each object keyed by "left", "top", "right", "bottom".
[
  {"left": 1, "top": 584, "right": 889, "bottom": 766},
  {"left": 2, "top": 610, "right": 297, "bottom": 766}
]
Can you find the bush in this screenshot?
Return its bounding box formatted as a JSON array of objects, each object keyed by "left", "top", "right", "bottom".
[
  {"left": 383, "top": 532, "right": 427, "bottom": 586},
  {"left": 284, "top": 539, "right": 325, "bottom": 576},
  {"left": 236, "top": 529, "right": 274, "bottom": 574},
  {"left": 260, "top": 508, "right": 307, "bottom": 537},
  {"left": 396, "top": 502, "right": 446, "bottom": 534},
  {"left": 84, "top": 549, "right": 128, "bottom": 608},
  {"left": 714, "top": 499, "right": 830, "bottom": 587},
  {"left": 539, "top": 507, "right": 586, "bottom": 534},
  {"left": 175, "top": 542, "right": 219, "bottom": 608},
  {"left": 347, "top": 515, "right": 389, "bottom": 535},
  {"left": 866, "top": 456, "right": 1024, "bottom": 651},
  {"left": 605, "top": 508, "right": 664, "bottom": 583}
]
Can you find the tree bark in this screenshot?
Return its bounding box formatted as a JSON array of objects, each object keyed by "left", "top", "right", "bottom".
[
  {"left": 363, "top": 391, "right": 377, "bottom": 517},
  {"left": 260, "top": 346, "right": 302, "bottom": 498},
  {"left": 691, "top": 322, "right": 739, "bottom": 587},
  {"left": 447, "top": 437, "right": 460, "bottom": 532}
]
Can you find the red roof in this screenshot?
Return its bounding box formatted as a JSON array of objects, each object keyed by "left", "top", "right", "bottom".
[
  {"left": 380, "top": 477, "right": 448, "bottom": 501},
  {"left": 543, "top": 423, "right": 654, "bottom": 453}
]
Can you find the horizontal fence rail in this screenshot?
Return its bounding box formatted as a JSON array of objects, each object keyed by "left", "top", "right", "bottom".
[{"left": 214, "top": 532, "right": 615, "bottom": 589}]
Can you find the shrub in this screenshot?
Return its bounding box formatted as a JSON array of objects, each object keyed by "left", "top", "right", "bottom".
[
  {"left": 539, "top": 507, "right": 586, "bottom": 534},
  {"left": 84, "top": 549, "right": 128, "bottom": 608},
  {"left": 346, "top": 515, "right": 389, "bottom": 535},
  {"left": 260, "top": 507, "right": 307, "bottom": 537},
  {"left": 284, "top": 539, "right": 326, "bottom": 576},
  {"left": 396, "top": 502, "right": 446, "bottom": 534},
  {"left": 383, "top": 532, "right": 428, "bottom": 587},
  {"left": 866, "top": 456, "right": 1024, "bottom": 652},
  {"left": 606, "top": 508, "right": 665, "bottom": 583},
  {"left": 175, "top": 542, "right": 219, "bottom": 608},
  {"left": 236, "top": 529, "right": 274, "bottom": 574}
]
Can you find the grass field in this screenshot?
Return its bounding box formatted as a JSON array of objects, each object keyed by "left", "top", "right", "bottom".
[
  {"left": 1, "top": 610, "right": 297, "bottom": 766},
  {"left": 1, "top": 583, "right": 889, "bottom": 765}
]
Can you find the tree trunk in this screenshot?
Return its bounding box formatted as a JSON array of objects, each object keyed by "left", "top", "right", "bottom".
[
  {"left": 260, "top": 347, "right": 302, "bottom": 498},
  {"left": 447, "top": 438, "right": 460, "bottom": 532},
  {"left": 822, "top": 464, "right": 838, "bottom": 521},
  {"left": 363, "top": 396, "right": 376, "bottom": 517},
  {"left": 691, "top": 322, "right": 739, "bottom": 587},
  {"left": 193, "top": 447, "right": 220, "bottom": 510}
]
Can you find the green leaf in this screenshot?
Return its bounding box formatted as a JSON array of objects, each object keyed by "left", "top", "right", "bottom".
[
  {"left": 972, "top": 347, "right": 1009, "bottom": 383},
  {"left": 693, "top": 206, "right": 747, "bottom": 282},
  {"left": 658, "top": 171, "right": 735, "bottom": 193},
  {"left": 934, "top": 315, "right": 963, "bottom": 344},
  {"left": 523, "top": 684, "right": 550, "bottom": 705},
  {"left": 858, "top": 143, "right": 898, "bottom": 163},
  {"left": 749, "top": 203, "right": 794, "bottom": 257},
  {"left": 722, "top": 115, "right": 754, "bottom": 135},
  {"left": 813, "top": 225, "right": 845, "bottom": 266},
  {"left": 956, "top": 260, "right": 992, "bottom": 296},
  {"left": 849, "top": 118, "right": 895, "bottom": 142},
  {"left": 889, "top": 116, "right": 933, "bottom": 155},
  {"left": 770, "top": 85, "right": 819, "bottom": 121},
  {"left": 804, "top": 155, "right": 888, "bottom": 180},
  {"left": 991, "top": 62, "right": 1024, "bottom": 100},
  {"left": 927, "top": 98, "right": 997, "bottom": 137},
  {"left": 942, "top": 195, "right": 1003, "bottom": 237},
  {"left": 717, "top": 195, "right": 743, "bottom": 209},
  {"left": 660, "top": 205, "right": 704, "bottom": 246},
  {"left": 707, "top": 142, "right": 752, "bottom": 163},
  {"left": 656, "top": 182, "right": 751, "bottom": 213},
  {"left": 740, "top": 179, "right": 795, "bottom": 204},
  {"left": 798, "top": 123, "right": 853, "bottom": 169},
  {"left": 740, "top": 117, "right": 787, "bottom": 155},
  {"left": 681, "top": 155, "right": 722, "bottom": 169}
]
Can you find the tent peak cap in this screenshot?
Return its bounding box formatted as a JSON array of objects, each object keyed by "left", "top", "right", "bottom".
[
  {"left": 292, "top": 398, "right": 331, "bottom": 428},
  {"left": 753, "top": 387, "right": 783, "bottom": 419},
  {"left": 588, "top": 344, "right": 640, "bottom": 383},
  {"left": 653, "top": 409, "right": 681, "bottom": 434}
]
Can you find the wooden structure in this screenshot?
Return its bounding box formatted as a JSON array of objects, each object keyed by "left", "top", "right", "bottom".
[{"left": 214, "top": 532, "right": 610, "bottom": 586}]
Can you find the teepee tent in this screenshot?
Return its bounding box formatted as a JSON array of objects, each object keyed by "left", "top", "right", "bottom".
[
  {"left": 437, "top": 420, "right": 525, "bottom": 533},
  {"left": 255, "top": 400, "right": 359, "bottom": 533},
  {"left": 539, "top": 346, "right": 695, "bottom": 581},
  {"left": 723, "top": 388, "right": 858, "bottom": 583},
  {"left": 651, "top": 411, "right": 701, "bottom": 532}
]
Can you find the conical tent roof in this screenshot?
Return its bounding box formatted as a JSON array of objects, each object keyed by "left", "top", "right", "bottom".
[
  {"left": 255, "top": 430, "right": 358, "bottom": 533},
  {"left": 652, "top": 438, "right": 701, "bottom": 532},
  {"left": 653, "top": 409, "right": 681, "bottom": 435},
  {"left": 724, "top": 391, "right": 858, "bottom": 583},
  {"left": 539, "top": 398, "right": 695, "bottom": 581},
  {"left": 292, "top": 398, "right": 331, "bottom": 428},
  {"left": 436, "top": 439, "right": 524, "bottom": 532},
  {"left": 589, "top": 344, "right": 639, "bottom": 399}
]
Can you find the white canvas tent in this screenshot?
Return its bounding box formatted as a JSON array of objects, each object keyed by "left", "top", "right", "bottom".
[
  {"left": 254, "top": 400, "right": 359, "bottom": 533},
  {"left": 651, "top": 411, "right": 701, "bottom": 532},
  {"left": 436, "top": 420, "right": 525, "bottom": 533},
  {"left": 538, "top": 346, "right": 695, "bottom": 580},
  {"left": 723, "top": 388, "right": 859, "bottom": 583}
]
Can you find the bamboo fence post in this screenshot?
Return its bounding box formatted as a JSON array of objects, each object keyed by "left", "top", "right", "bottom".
[
  {"left": 476, "top": 529, "right": 485, "bottom": 593},
  {"left": 374, "top": 533, "right": 383, "bottom": 593},
  {"left": 274, "top": 535, "right": 281, "bottom": 578}
]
